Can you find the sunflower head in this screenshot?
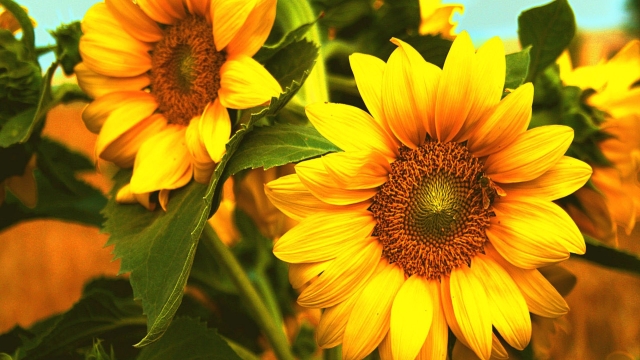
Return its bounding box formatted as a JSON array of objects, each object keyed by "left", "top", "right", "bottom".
[
  {"left": 557, "top": 42, "right": 640, "bottom": 244},
  {"left": 76, "top": 0, "right": 282, "bottom": 210},
  {"left": 267, "top": 31, "right": 591, "bottom": 360}
]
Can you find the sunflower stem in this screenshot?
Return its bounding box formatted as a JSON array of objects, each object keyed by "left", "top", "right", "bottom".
[
  {"left": 201, "top": 224, "right": 294, "bottom": 360},
  {"left": 277, "top": 0, "right": 329, "bottom": 103}
]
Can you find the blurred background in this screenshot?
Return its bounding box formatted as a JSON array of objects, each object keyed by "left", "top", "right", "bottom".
[{"left": 1, "top": 0, "right": 639, "bottom": 359}]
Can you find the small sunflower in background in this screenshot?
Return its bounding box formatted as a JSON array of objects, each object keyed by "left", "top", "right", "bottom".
[
  {"left": 266, "top": 32, "right": 591, "bottom": 360},
  {"left": 76, "top": 0, "right": 282, "bottom": 210},
  {"left": 418, "top": 0, "right": 463, "bottom": 39},
  {"left": 558, "top": 41, "right": 640, "bottom": 244}
]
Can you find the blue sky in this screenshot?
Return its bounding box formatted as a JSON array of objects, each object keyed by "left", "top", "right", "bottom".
[{"left": 15, "top": 0, "right": 630, "bottom": 66}]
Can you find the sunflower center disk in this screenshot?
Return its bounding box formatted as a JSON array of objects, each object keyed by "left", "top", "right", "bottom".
[
  {"left": 150, "top": 16, "right": 226, "bottom": 126},
  {"left": 370, "top": 141, "right": 494, "bottom": 279}
]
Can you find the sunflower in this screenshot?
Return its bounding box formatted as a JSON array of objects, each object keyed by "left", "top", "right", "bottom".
[
  {"left": 558, "top": 42, "right": 640, "bottom": 244},
  {"left": 266, "top": 32, "right": 591, "bottom": 360},
  {"left": 418, "top": 0, "right": 463, "bottom": 39},
  {"left": 76, "top": 0, "right": 282, "bottom": 210}
]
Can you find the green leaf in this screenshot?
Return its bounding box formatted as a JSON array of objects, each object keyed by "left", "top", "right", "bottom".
[
  {"left": 264, "top": 38, "right": 318, "bottom": 90},
  {"left": 318, "top": 0, "right": 371, "bottom": 29},
  {"left": 102, "top": 172, "right": 208, "bottom": 347},
  {"left": 504, "top": 46, "right": 531, "bottom": 91},
  {"left": 0, "top": 62, "right": 54, "bottom": 148},
  {"left": 224, "top": 123, "right": 340, "bottom": 176},
  {"left": 49, "top": 22, "right": 83, "bottom": 76},
  {"left": 20, "top": 278, "right": 146, "bottom": 360},
  {"left": 573, "top": 236, "right": 640, "bottom": 275},
  {"left": 0, "top": 136, "right": 105, "bottom": 230},
  {"left": 518, "top": 0, "right": 576, "bottom": 83},
  {"left": 255, "top": 21, "right": 315, "bottom": 64},
  {"left": 136, "top": 318, "right": 241, "bottom": 360}
]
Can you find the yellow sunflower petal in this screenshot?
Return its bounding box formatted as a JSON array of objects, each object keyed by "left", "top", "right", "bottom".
[
  {"left": 390, "top": 275, "right": 433, "bottom": 360},
  {"left": 305, "top": 102, "right": 397, "bottom": 159},
  {"left": 448, "top": 264, "right": 492, "bottom": 360},
  {"left": 227, "top": 0, "right": 276, "bottom": 57},
  {"left": 158, "top": 189, "right": 171, "bottom": 211},
  {"left": 381, "top": 42, "right": 427, "bottom": 148},
  {"left": 82, "top": 91, "right": 146, "bottom": 134},
  {"left": 467, "top": 82, "right": 533, "bottom": 157},
  {"left": 80, "top": 3, "right": 152, "bottom": 77},
  {"left": 434, "top": 31, "right": 475, "bottom": 142},
  {"left": 417, "top": 280, "right": 447, "bottom": 360},
  {"left": 500, "top": 156, "right": 592, "bottom": 201},
  {"left": 212, "top": 0, "right": 256, "bottom": 51},
  {"left": 459, "top": 36, "right": 506, "bottom": 141},
  {"left": 185, "top": 0, "right": 211, "bottom": 19},
  {"left": 316, "top": 286, "right": 363, "bottom": 349},
  {"left": 342, "top": 260, "right": 404, "bottom": 360},
  {"left": 199, "top": 98, "right": 230, "bottom": 162},
  {"left": 265, "top": 174, "right": 371, "bottom": 221},
  {"left": 218, "top": 54, "right": 282, "bottom": 109},
  {"left": 100, "top": 113, "right": 167, "bottom": 168},
  {"left": 488, "top": 197, "right": 585, "bottom": 269},
  {"left": 484, "top": 125, "right": 574, "bottom": 183},
  {"left": 288, "top": 261, "right": 331, "bottom": 289},
  {"left": 273, "top": 210, "right": 375, "bottom": 263},
  {"left": 130, "top": 126, "right": 193, "bottom": 193},
  {"left": 378, "top": 331, "right": 393, "bottom": 360},
  {"left": 116, "top": 183, "right": 155, "bottom": 210},
  {"left": 105, "top": 0, "right": 163, "bottom": 42},
  {"left": 298, "top": 239, "right": 381, "bottom": 308},
  {"left": 296, "top": 158, "right": 378, "bottom": 205},
  {"left": 94, "top": 92, "right": 159, "bottom": 164},
  {"left": 75, "top": 63, "right": 150, "bottom": 100},
  {"left": 349, "top": 53, "right": 395, "bottom": 140},
  {"left": 475, "top": 254, "right": 531, "bottom": 350},
  {"left": 390, "top": 38, "right": 441, "bottom": 138},
  {"left": 486, "top": 245, "right": 569, "bottom": 317},
  {"left": 185, "top": 114, "right": 215, "bottom": 184},
  {"left": 137, "top": 0, "right": 186, "bottom": 24},
  {"left": 321, "top": 150, "right": 389, "bottom": 190}
]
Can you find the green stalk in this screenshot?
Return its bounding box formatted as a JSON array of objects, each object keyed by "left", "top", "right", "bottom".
[
  {"left": 201, "top": 225, "right": 295, "bottom": 360},
  {"left": 277, "top": 0, "right": 329, "bottom": 103},
  {"left": 0, "top": 0, "right": 35, "bottom": 60}
]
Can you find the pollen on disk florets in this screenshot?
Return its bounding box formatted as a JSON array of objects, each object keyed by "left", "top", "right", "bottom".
[
  {"left": 150, "top": 15, "right": 226, "bottom": 126},
  {"left": 370, "top": 141, "right": 494, "bottom": 279}
]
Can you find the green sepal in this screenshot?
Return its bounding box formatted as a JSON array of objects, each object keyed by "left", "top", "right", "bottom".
[
  {"left": 136, "top": 318, "right": 241, "bottom": 360},
  {"left": 84, "top": 340, "right": 116, "bottom": 360},
  {"left": 518, "top": 0, "right": 576, "bottom": 83},
  {"left": 49, "top": 21, "right": 83, "bottom": 76}
]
